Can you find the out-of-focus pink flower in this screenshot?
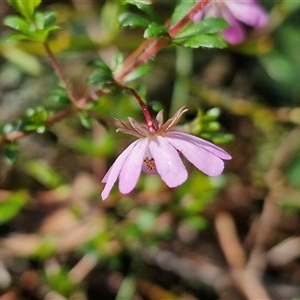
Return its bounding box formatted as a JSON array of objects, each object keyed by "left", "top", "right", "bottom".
[
  {"left": 101, "top": 107, "right": 231, "bottom": 200},
  {"left": 194, "top": 0, "right": 268, "bottom": 44}
]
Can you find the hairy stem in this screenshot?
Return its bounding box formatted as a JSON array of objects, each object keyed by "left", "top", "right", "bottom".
[
  {"left": 168, "top": 0, "right": 211, "bottom": 37},
  {"left": 115, "top": 0, "right": 211, "bottom": 83},
  {"left": 124, "top": 86, "right": 157, "bottom": 132},
  {"left": 43, "top": 42, "right": 79, "bottom": 107}
]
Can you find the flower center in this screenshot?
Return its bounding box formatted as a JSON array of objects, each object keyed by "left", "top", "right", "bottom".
[{"left": 143, "top": 157, "right": 156, "bottom": 171}]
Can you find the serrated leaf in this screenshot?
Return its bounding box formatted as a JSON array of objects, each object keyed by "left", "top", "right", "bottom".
[
  {"left": 171, "top": 0, "right": 196, "bottom": 26},
  {"left": 144, "top": 22, "right": 168, "bottom": 38},
  {"left": 0, "top": 191, "right": 29, "bottom": 224},
  {"left": 175, "top": 18, "right": 229, "bottom": 39},
  {"left": 178, "top": 34, "right": 227, "bottom": 49},
  {"left": 119, "top": 12, "right": 149, "bottom": 28},
  {"left": 7, "top": 0, "right": 41, "bottom": 21},
  {"left": 3, "top": 143, "right": 18, "bottom": 165}
]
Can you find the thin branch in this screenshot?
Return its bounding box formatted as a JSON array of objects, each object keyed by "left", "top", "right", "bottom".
[{"left": 43, "top": 42, "right": 79, "bottom": 107}]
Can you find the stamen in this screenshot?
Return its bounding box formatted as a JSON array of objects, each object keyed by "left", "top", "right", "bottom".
[{"left": 143, "top": 157, "right": 156, "bottom": 171}]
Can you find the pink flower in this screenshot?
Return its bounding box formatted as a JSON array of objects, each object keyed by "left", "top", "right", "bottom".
[
  {"left": 101, "top": 107, "right": 231, "bottom": 200},
  {"left": 194, "top": 0, "right": 268, "bottom": 44}
]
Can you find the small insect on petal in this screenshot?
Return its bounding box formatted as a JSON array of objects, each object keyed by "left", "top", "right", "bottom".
[{"left": 144, "top": 157, "right": 156, "bottom": 172}]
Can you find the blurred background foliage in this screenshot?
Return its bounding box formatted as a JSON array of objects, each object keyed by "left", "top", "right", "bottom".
[{"left": 1, "top": 0, "right": 300, "bottom": 299}]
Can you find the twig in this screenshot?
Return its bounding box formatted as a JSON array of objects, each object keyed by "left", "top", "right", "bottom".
[
  {"left": 215, "top": 211, "right": 272, "bottom": 300},
  {"left": 43, "top": 42, "right": 79, "bottom": 107}
]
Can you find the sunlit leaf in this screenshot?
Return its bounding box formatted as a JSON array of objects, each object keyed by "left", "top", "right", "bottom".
[
  {"left": 7, "top": 0, "right": 41, "bottom": 21},
  {"left": 4, "top": 15, "right": 31, "bottom": 34}
]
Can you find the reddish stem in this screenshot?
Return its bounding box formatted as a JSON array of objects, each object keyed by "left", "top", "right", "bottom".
[
  {"left": 168, "top": 0, "right": 211, "bottom": 37},
  {"left": 115, "top": 0, "right": 211, "bottom": 84},
  {"left": 124, "top": 86, "right": 157, "bottom": 132},
  {"left": 43, "top": 42, "right": 79, "bottom": 107},
  {"left": 114, "top": 37, "right": 170, "bottom": 83}
]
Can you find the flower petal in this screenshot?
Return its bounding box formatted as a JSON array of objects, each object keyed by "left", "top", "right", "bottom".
[
  {"left": 101, "top": 140, "right": 139, "bottom": 200},
  {"left": 118, "top": 139, "right": 149, "bottom": 194},
  {"left": 165, "top": 135, "right": 226, "bottom": 176},
  {"left": 226, "top": 1, "right": 268, "bottom": 28},
  {"left": 166, "top": 132, "right": 231, "bottom": 160},
  {"left": 222, "top": 16, "right": 245, "bottom": 44},
  {"left": 148, "top": 136, "right": 188, "bottom": 187}
]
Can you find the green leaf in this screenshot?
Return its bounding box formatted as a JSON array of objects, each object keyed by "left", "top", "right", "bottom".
[
  {"left": 90, "top": 58, "right": 112, "bottom": 72},
  {"left": 7, "top": 0, "right": 41, "bottom": 21},
  {"left": 112, "top": 52, "right": 124, "bottom": 70},
  {"left": 119, "top": 12, "right": 149, "bottom": 28},
  {"left": 24, "top": 160, "right": 63, "bottom": 189},
  {"left": 33, "top": 11, "right": 58, "bottom": 31},
  {"left": 3, "top": 142, "right": 19, "bottom": 165},
  {"left": 0, "top": 191, "right": 29, "bottom": 224},
  {"left": 45, "top": 266, "right": 75, "bottom": 296},
  {"left": 171, "top": 0, "right": 196, "bottom": 26},
  {"left": 87, "top": 59, "right": 113, "bottom": 87},
  {"left": 4, "top": 11, "right": 59, "bottom": 42},
  {"left": 175, "top": 18, "right": 229, "bottom": 39},
  {"left": 87, "top": 70, "right": 114, "bottom": 87},
  {"left": 79, "top": 112, "right": 93, "bottom": 129},
  {"left": 21, "top": 107, "right": 48, "bottom": 133},
  {"left": 123, "top": 64, "right": 151, "bottom": 82},
  {"left": 1, "top": 47, "right": 43, "bottom": 75},
  {"left": 144, "top": 22, "right": 168, "bottom": 38},
  {"left": 183, "top": 216, "right": 208, "bottom": 231},
  {"left": 48, "top": 87, "right": 70, "bottom": 105},
  {"left": 178, "top": 34, "right": 227, "bottom": 49},
  {"left": 41, "top": 11, "right": 58, "bottom": 28},
  {"left": 115, "top": 276, "right": 136, "bottom": 300},
  {"left": 124, "top": 0, "right": 160, "bottom": 22},
  {"left": 4, "top": 15, "right": 32, "bottom": 35}
]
